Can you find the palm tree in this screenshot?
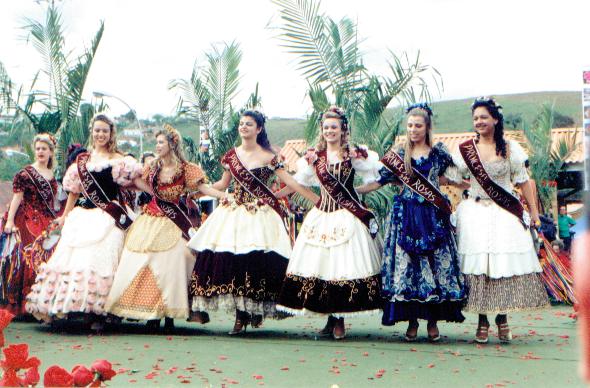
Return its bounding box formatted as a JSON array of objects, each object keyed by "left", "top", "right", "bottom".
[
  {"left": 170, "top": 42, "right": 262, "bottom": 181},
  {"left": 271, "top": 0, "right": 442, "bottom": 226},
  {"left": 523, "top": 104, "right": 578, "bottom": 213},
  {"left": 0, "top": 3, "right": 104, "bottom": 176}
]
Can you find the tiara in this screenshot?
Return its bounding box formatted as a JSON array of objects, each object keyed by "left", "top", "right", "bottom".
[
  {"left": 35, "top": 133, "right": 57, "bottom": 147},
  {"left": 406, "top": 102, "right": 433, "bottom": 116},
  {"left": 472, "top": 96, "right": 503, "bottom": 113}
]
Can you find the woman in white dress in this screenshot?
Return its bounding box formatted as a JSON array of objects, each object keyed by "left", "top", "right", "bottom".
[
  {"left": 277, "top": 106, "right": 383, "bottom": 340},
  {"left": 25, "top": 114, "right": 140, "bottom": 331},
  {"left": 187, "top": 110, "right": 317, "bottom": 335},
  {"left": 448, "top": 98, "right": 549, "bottom": 343}
]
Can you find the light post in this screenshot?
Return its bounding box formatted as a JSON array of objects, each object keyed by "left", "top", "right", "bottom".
[{"left": 92, "top": 91, "right": 144, "bottom": 154}]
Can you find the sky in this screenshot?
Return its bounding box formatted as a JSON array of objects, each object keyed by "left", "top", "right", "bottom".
[{"left": 1, "top": 0, "right": 589, "bottom": 119}]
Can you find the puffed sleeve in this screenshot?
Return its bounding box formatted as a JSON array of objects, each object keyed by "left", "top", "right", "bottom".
[
  {"left": 432, "top": 142, "right": 454, "bottom": 176},
  {"left": 444, "top": 148, "right": 468, "bottom": 184},
  {"left": 63, "top": 163, "right": 82, "bottom": 194},
  {"left": 12, "top": 169, "right": 27, "bottom": 193},
  {"left": 111, "top": 156, "right": 143, "bottom": 187},
  {"left": 185, "top": 162, "right": 207, "bottom": 192},
  {"left": 351, "top": 146, "right": 381, "bottom": 184},
  {"left": 220, "top": 152, "right": 231, "bottom": 171},
  {"left": 293, "top": 157, "right": 319, "bottom": 187},
  {"left": 509, "top": 140, "right": 530, "bottom": 184}
]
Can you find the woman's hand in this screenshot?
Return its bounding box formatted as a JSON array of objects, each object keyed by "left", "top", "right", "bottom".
[
  {"left": 3, "top": 220, "right": 15, "bottom": 234},
  {"left": 53, "top": 216, "right": 66, "bottom": 229}
]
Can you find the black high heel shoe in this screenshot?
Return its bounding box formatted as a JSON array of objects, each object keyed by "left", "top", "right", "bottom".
[
  {"left": 164, "top": 318, "right": 175, "bottom": 334},
  {"left": 319, "top": 315, "right": 337, "bottom": 336},
  {"left": 146, "top": 319, "right": 161, "bottom": 333},
  {"left": 228, "top": 310, "right": 250, "bottom": 335}
]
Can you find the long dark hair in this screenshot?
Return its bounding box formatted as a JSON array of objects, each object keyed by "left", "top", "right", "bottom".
[
  {"left": 471, "top": 97, "right": 507, "bottom": 158},
  {"left": 242, "top": 110, "right": 273, "bottom": 152}
]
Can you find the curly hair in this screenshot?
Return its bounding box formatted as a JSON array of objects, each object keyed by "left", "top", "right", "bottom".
[
  {"left": 471, "top": 97, "right": 507, "bottom": 158},
  {"left": 316, "top": 106, "right": 350, "bottom": 156},
  {"left": 88, "top": 113, "right": 120, "bottom": 154},
  {"left": 403, "top": 104, "right": 433, "bottom": 176},
  {"left": 154, "top": 124, "right": 186, "bottom": 174},
  {"left": 32, "top": 133, "right": 57, "bottom": 169},
  {"left": 241, "top": 110, "right": 274, "bottom": 153}
]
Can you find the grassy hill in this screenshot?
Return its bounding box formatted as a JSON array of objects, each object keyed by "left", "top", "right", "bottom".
[
  {"left": 148, "top": 91, "right": 582, "bottom": 148},
  {"left": 263, "top": 91, "right": 583, "bottom": 145}
]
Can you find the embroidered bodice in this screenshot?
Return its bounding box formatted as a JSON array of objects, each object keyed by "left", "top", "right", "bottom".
[
  {"left": 447, "top": 139, "right": 529, "bottom": 200},
  {"left": 293, "top": 148, "right": 381, "bottom": 213},
  {"left": 221, "top": 151, "right": 283, "bottom": 205},
  {"left": 142, "top": 162, "right": 205, "bottom": 217},
  {"left": 378, "top": 142, "right": 453, "bottom": 202},
  {"left": 12, "top": 166, "right": 58, "bottom": 218}
]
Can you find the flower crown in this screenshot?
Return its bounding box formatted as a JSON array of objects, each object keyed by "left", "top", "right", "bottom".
[
  {"left": 472, "top": 96, "right": 503, "bottom": 114},
  {"left": 34, "top": 133, "right": 57, "bottom": 147},
  {"left": 162, "top": 124, "right": 181, "bottom": 146},
  {"left": 317, "top": 106, "right": 349, "bottom": 132},
  {"left": 406, "top": 102, "right": 433, "bottom": 116}
]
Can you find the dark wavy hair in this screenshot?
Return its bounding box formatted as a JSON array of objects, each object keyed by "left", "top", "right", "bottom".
[
  {"left": 242, "top": 110, "right": 273, "bottom": 152},
  {"left": 471, "top": 97, "right": 507, "bottom": 158}
]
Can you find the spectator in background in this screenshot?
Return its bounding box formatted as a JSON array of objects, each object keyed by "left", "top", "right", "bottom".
[
  {"left": 539, "top": 213, "right": 557, "bottom": 242},
  {"left": 199, "top": 130, "right": 210, "bottom": 153},
  {"left": 558, "top": 205, "right": 576, "bottom": 252}
]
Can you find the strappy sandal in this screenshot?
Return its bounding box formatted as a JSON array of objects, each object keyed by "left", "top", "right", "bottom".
[
  {"left": 405, "top": 321, "right": 419, "bottom": 342},
  {"left": 475, "top": 324, "right": 489, "bottom": 344},
  {"left": 497, "top": 322, "right": 512, "bottom": 343},
  {"left": 427, "top": 322, "right": 441, "bottom": 343}
]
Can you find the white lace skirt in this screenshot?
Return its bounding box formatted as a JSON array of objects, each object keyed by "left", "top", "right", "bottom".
[{"left": 25, "top": 207, "right": 124, "bottom": 321}]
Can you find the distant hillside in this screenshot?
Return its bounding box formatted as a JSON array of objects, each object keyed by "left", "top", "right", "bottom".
[{"left": 264, "top": 91, "right": 583, "bottom": 145}]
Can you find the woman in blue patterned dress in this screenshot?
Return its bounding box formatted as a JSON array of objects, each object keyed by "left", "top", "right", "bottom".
[{"left": 357, "top": 104, "right": 465, "bottom": 342}]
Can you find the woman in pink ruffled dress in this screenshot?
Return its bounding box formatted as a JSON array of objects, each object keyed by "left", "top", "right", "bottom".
[{"left": 25, "top": 114, "right": 141, "bottom": 331}]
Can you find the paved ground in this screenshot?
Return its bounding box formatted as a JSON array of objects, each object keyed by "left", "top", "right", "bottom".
[{"left": 4, "top": 305, "right": 582, "bottom": 387}]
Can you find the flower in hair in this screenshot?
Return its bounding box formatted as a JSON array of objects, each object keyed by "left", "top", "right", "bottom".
[
  {"left": 163, "top": 124, "right": 181, "bottom": 146},
  {"left": 472, "top": 96, "right": 503, "bottom": 113},
  {"left": 406, "top": 102, "right": 433, "bottom": 116}
]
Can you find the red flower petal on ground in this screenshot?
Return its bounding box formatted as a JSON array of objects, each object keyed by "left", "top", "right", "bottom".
[
  {"left": 44, "top": 365, "right": 74, "bottom": 387},
  {"left": 91, "top": 359, "right": 116, "bottom": 381},
  {"left": 71, "top": 365, "right": 95, "bottom": 387},
  {"left": 24, "top": 366, "right": 40, "bottom": 386}
]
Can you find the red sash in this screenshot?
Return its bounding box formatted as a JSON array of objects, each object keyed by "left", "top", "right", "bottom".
[
  {"left": 380, "top": 149, "right": 452, "bottom": 215},
  {"left": 77, "top": 153, "right": 132, "bottom": 230},
  {"left": 459, "top": 139, "right": 528, "bottom": 229},
  {"left": 149, "top": 164, "right": 195, "bottom": 240},
  {"left": 314, "top": 151, "right": 378, "bottom": 238},
  {"left": 225, "top": 148, "right": 288, "bottom": 220},
  {"left": 23, "top": 166, "right": 59, "bottom": 218}
]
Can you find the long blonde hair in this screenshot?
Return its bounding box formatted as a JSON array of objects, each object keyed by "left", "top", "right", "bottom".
[
  {"left": 154, "top": 124, "right": 186, "bottom": 173},
  {"left": 403, "top": 107, "right": 432, "bottom": 175},
  {"left": 316, "top": 106, "right": 350, "bottom": 157},
  {"left": 88, "top": 113, "right": 120, "bottom": 154}
]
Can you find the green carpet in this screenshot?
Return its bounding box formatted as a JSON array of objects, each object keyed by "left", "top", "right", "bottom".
[{"left": 5, "top": 305, "right": 582, "bottom": 387}]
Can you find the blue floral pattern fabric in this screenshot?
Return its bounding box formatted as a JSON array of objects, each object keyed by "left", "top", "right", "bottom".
[{"left": 379, "top": 142, "right": 465, "bottom": 325}]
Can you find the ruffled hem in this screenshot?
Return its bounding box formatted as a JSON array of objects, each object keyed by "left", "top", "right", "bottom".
[
  {"left": 191, "top": 295, "right": 282, "bottom": 318},
  {"left": 187, "top": 203, "right": 291, "bottom": 257},
  {"left": 25, "top": 265, "right": 114, "bottom": 321},
  {"left": 381, "top": 300, "right": 465, "bottom": 325},
  {"left": 276, "top": 305, "right": 381, "bottom": 319}
]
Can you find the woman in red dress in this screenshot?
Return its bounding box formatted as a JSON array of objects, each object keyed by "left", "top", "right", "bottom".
[{"left": 1, "top": 133, "right": 61, "bottom": 316}]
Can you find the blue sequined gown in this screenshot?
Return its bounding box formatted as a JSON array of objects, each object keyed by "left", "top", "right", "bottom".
[{"left": 380, "top": 142, "right": 465, "bottom": 325}]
